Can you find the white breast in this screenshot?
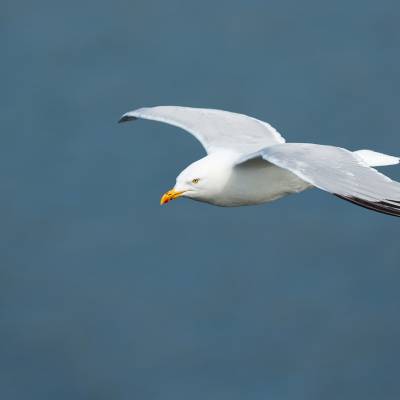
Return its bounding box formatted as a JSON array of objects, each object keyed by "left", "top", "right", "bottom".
[{"left": 210, "top": 157, "right": 311, "bottom": 207}]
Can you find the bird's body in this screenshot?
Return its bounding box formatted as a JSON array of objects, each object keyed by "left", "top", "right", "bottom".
[
  {"left": 119, "top": 106, "right": 400, "bottom": 217},
  {"left": 183, "top": 151, "right": 310, "bottom": 207}
]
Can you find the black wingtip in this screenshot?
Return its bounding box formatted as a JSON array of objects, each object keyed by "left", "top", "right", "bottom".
[
  {"left": 118, "top": 115, "right": 137, "bottom": 123},
  {"left": 335, "top": 194, "right": 400, "bottom": 217}
]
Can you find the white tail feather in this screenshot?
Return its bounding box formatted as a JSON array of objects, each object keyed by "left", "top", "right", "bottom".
[{"left": 354, "top": 149, "right": 399, "bottom": 167}]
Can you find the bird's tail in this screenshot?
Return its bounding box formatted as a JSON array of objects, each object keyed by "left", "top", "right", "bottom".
[{"left": 354, "top": 149, "right": 399, "bottom": 167}]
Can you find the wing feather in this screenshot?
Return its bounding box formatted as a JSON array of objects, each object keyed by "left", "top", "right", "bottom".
[
  {"left": 119, "top": 106, "right": 285, "bottom": 154},
  {"left": 239, "top": 143, "right": 400, "bottom": 217}
]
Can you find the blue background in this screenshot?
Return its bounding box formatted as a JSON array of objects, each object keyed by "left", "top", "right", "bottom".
[{"left": 2, "top": 1, "right": 400, "bottom": 399}]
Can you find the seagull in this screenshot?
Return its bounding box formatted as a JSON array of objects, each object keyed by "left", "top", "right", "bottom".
[{"left": 119, "top": 106, "right": 400, "bottom": 217}]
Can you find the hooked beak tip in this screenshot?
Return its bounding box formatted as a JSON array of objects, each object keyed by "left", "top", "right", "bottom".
[
  {"left": 160, "top": 195, "right": 169, "bottom": 205},
  {"left": 160, "top": 189, "right": 185, "bottom": 205}
]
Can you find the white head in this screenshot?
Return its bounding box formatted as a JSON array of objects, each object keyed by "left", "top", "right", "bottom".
[{"left": 160, "top": 152, "right": 236, "bottom": 205}]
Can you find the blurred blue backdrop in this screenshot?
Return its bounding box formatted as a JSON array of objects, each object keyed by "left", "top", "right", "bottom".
[{"left": 2, "top": 1, "right": 400, "bottom": 399}]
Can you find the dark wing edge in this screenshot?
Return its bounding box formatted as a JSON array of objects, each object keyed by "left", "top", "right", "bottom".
[
  {"left": 118, "top": 115, "right": 138, "bottom": 123},
  {"left": 335, "top": 194, "right": 400, "bottom": 217}
]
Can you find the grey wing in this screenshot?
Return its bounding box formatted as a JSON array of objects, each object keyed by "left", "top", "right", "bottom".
[
  {"left": 119, "top": 106, "right": 285, "bottom": 154},
  {"left": 239, "top": 143, "right": 400, "bottom": 217}
]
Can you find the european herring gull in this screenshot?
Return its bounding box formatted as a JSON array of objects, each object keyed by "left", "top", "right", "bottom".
[{"left": 119, "top": 106, "right": 400, "bottom": 217}]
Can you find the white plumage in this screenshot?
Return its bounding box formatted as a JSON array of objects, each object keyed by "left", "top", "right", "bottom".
[{"left": 119, "top": 106, "right": 400, "bottom": 216}]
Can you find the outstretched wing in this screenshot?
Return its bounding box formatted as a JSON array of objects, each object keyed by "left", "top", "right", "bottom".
[
  {"left": 238, "top": 143, "right": 400, "bottom": 217},
  {"left": 119, "top": 106, "right": 285, "bottom": 154}
]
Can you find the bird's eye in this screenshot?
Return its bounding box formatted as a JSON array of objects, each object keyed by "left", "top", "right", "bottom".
[{"left": 192, "top": 178, "right": 200, "bottom": 184}]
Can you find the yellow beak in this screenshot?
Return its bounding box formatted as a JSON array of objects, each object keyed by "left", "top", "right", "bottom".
[{"left": 160, "top": 189, "right": 185, "bottom": 205}]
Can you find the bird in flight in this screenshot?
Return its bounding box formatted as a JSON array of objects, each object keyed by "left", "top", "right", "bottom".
[{"left": 119, "top": 106, "right": 400, "bottom": 217}]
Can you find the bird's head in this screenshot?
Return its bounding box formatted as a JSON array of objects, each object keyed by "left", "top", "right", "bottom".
[{"left": 160, "top": 152, "right": 235, "bottom": 205}]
